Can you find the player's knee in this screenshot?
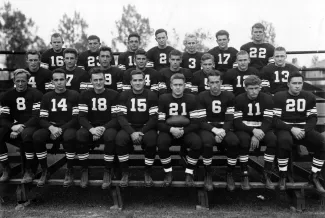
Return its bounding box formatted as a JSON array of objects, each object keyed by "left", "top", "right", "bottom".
[
  {"left": 115, "top": 135, "right": 130, "bottom": 147},
  {"left": 103, "top": 129, "right": 117, "bottom": 143},
  {"left": 33, "top": 131, "right": 47, "bottom": 144}
]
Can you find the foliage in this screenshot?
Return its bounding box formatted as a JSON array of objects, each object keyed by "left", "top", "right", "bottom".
[{"left": 260, "top": 20, "right": 276, "bottom": 46}]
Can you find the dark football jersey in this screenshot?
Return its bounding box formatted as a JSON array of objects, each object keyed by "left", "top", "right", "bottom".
[
  {"left": 191, "top": 70, "right": 210, "bottom": 94},
  {"left": 240, "top": 42, "right": 275, "bottom": 71},
  {"left": 86, "top": 67, "right": 123, "bottom": 92},
  {"left": 118, "top": 50, "right": 136, "bottom": 70},
  {"left": 273, "top": 90, "right": 317, "bottom": 132},
  {"left": 233, "top": 92, "right": 274, "bottom": 133},
  {"left": 181, "top": 51, "right": 203, "bottom": 73},
  {"left": 0, "top": 87, "right": 42, "bottom": 127},
  {"left": 41, "top": 48, "right": 65, "bottom": 71},
  {"left": 260, "top": 63, "right": 299, "bottom": 94},
  {"left": 198, "top": 90, "right": 235, "bottom": 131},
  {"left": 159, "top": 68, "right": 193, "bottom": 94},
  {"left": 78, "top": 88, "right": 119, "bottom": 129},
  {"left": 146, "top": 46, "right": 174, "bottom": 71},
  {"left": 39, "top": 89, "right": 79, "bottom": 128},
  {"left": 60, "top": 66, "right": 90, "bottom": 92},
  {"left": 77, "top": 50, "right": 115, "bottom": 72},
  {"left": 122, "top": 67, "right": 161, "bottom": 94},
  {"left": 26, "top": 67, "right": 53, "bottom": 93},
  {"left": 222, "top": 67, "right": 259, "bottom": 96},
  {"left": 208, "top": 46, "right": 238, "bottom": 73}
]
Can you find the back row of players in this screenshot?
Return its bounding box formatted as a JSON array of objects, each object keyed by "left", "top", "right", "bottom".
[{"left": 0, "top": 22, "right": 324, "bottom": 193}]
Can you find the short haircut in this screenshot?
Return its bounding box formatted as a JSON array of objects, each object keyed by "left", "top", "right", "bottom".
[
  {"left": 87, "top": 35, "right": 100, "bottom": 42},
  {"left": 155, "top": 29, "right": 167, "bottom": 36},
  {"left": 130, "top": 69, "right": 145, "bottom": 81},
  {"left": 99, "top": 46, "right": 113, "bottom": 56},
  {"left": 128, "top": 33, "right": 140, "bottom": 41},
  {"left": 169, "top": 49, "right": 182, "bottom": 59},
  {"left": 89, "top": 67, "right": 104, "bottom": 78},
  {"left": 170, "top": 73, "right": 185, "bottom": 83},
  {"left": 52, "top": 68, "right": 66, "bottom": 79},
  {"left": 216, "top": 30, "right": 229, "bottom": 39},
  {"left": 288, "top": 72, "right": 304, "bottom": 83},
  {"left": 207, "top": 70, "right": 221, "bottom": 81},
  {"left": 244, "top": 75, "right": 261, "bottom": 87},
  {"left": 236, "top": 50, "right": 249, "bottom": 59},
  {"left": 135, "top": 48, "right": 147, "bottom": 57},
  {"left": 51, "top": 33, "right": 63, "bottom": 41},
  {"left": 183, "top": 33, "right": 197, "bottom": 46},
  {"left": 63, "top": 48, "right": 78, "bottom": 58},
  {"left": 201, "top": 53, "right": 214, "bottom": 62},
  {"left": 274, "top": 46, "right": 286, "bottom": 53},
  {"left": 26, "top": 50, "right": 41, "bottom": 60},
  {"left": 13, "top": 69, "right": 31, "bottom": 81},
  {"left": 252, "top": 23, "right": 265, "bottom": 31}
]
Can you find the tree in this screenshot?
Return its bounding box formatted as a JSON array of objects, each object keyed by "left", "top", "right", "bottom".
[
  {"left": 260, "top": 20, "right": 276, "bottom": 46},
  {"left": 311, "top": 55, "right": 319, "bottom": 67},
  {"left": 113, "top": 4, "right": 154, "bottom": 50},
  {"left": 0, "top": 2, "right": 46, "bottom": 69},
  {"left": 186, "top": 28, "right": 213, "bottom": 52},
  {"left": 168, "top": 28, "right": 180, "bottom": 49},
  {"left": 57, "top": 11, "right": 88, "bottom": 52}
]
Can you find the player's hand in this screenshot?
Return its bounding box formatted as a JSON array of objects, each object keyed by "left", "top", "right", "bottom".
[
  {"left": 250, "top": 136, "right": 260, "bottom": 150},
  {"left": 291, "top": 127, "right": 305, "bottom": 140},
  {"left": 93, "top": 134, "right": 100, "bottom": 141},
  {"left": 170, "top": 127, "right": 183, "bottom": 139},
  {"left": 97, "top": 126, "right": 106, "bottom": 136},
  {"left": 89, "top": 127, "right": 102, "bottom": 136},
  {"left": 131, "top": 132, "right": 144, "bottom": 144},
  {"left": 11, "top": 124, "right": 24, "bottom": 133},
  {"left": 10, "top": 131, "right": 19, "bottom": 139},
  {"left": 215, "top": 135, "right": 223, "bottom": 143},
  {"left": 252, "top": 128, "right": 265, "bottom": 141},
  {"left": 212, "top": 128, "right": 226, "bottom": 138},
  {"left": 49, "top": 126, "right": 62, "bottom": 139}
]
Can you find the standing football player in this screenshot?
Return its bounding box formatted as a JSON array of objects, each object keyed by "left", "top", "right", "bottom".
[
  {"left": 181, "top": 34, "right": 203, "bottom": 73},
  {"left": 116, "top": 70, "right": 158, "bottom": 187},
  {"left": 41, "top": 33, "right": 65, "bottom": 70},
  {"left": 274, "top": 72, "right": 325, "bottom": 192},
  {"left": 118, "top": 33, "right": 141, "bottom": 71}
]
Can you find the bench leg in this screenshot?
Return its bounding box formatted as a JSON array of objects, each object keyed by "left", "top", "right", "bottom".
[
  {"left": 196, "top": 188, "right": 209, "bottom": 210},
  {"left": 292, "top": 189, "right": 305, "bottom": 212},
  {"left": 110, "top": 186, "right": 123, "bottom": 210}
]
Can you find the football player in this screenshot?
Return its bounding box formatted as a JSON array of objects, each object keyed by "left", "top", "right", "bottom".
[
  {"left": 233, "top": 75, "right": 277, "bottom": 190},
  {"left": 116, "top": 70, "right": 158, "bottom": 187},
  {"left": 118, "top": 33, "right": 141, "bottom": 71},
  {"left": 198, "top": 70, "right": 239, "bottom": 191},
  {"left": 32, "top": 68, "right": 79, "bottom": 187},
  {"left": 208, "top": 30, "right": 238, "bottom": 74},
  {"left": 240, "top": 23, "right": 275, "bottom": 71},
  {"left": 274, "top": 72, "right": 325, "bottom": 192},
  {"left": 260, "top": 46, "right": 299, "bottom": 95},
  {"left": 191, "top": 53, "right": 215, "bottom": 94},
  {"left": 146, "top": 29, "right": 174, "bottom": 71},
  {"left": 159, "top": 50, "right": 192, "bottom": 95},
  {"left": 76, "top": 67, "right": 119, "bottom": 189},
  {"left": 41, "top": 33, "right": 65, "bottom": 70},
  {"left": 0, "top": 69, "right": 42, "bottom": 182},
  {"left": 157, "top": 73, "right": 202, "bottom": 187},
  {"left": 122, "top": 49, "right": 161, "bottom": 95},
  {"left": 181, "top": 34, "right": 203, "bottom": 73},
  {"left": 25, "top": 50, "right": 53, "bottom": 93},
  {"left": 222, "top": 50, "right": 259, "bottom": 96},
  {"left": 61, "top": 48, "right": 90, "bottom": 92}
]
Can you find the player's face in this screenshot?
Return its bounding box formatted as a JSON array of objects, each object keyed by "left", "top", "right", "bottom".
[
  {"left": 91, "top": 73, "right": 105, "bottom": 91},
  {"left": 245, "top": 84, "right": 261, "bottom": 99},
  {"left": 128, "top": 37, "right": 140, "bottom": 52},
  {"left": 27, "top": 54, "right": 40, "bottom": 72},
  {"left": 216, "top": 35, "right": 229, "bottom": 50},
  {"left": 201, "top": 59, "right": 215, "bottom": 73},
  {"left": 52, "top": 73, "right": 66, "bottom": 93},
  {"left": 170, "top": 79, "right": 185, "bottom": 97},
  {"left": 169, "top": 55, "right": 182, "bottom": 70},
  {"left": 274, "top": 50, "right": 287, "bottom": 67},
  {"left": 131, "top": 74, "right": 145, "bottom": 92},
  {"left": 237, "top": 54, "right": 250, "bottom": 71},
  {"left": 288, "top": 77, "right": 303, "bottom": 96},
  {"left": 51, "top": 37, "right": 63, "bottom": 52},
  {"left": 208, "top": 75, "right": 222, "bottom": 94},
  {"left": 252, "top": 28, "right": 264, "bottom": 43},
  {"left": 14, "top": 73, "right": 28, "bottom": 92},
  {"left": 64, "top": 53, "right": 77, "bottom": 69},
  {"left": 155, "top": 32, "right": 167, "bottom": 47},
  {"left": 88, "top": 39, "right": 101, "bottom": 52},
  {"left": 135, "top": 54, "right": 147, "bottom": 69},
  {"left": 99, "top": 51, "right": 112, "bottom": 68},
  {"left": 185, "top": 38, "right": 197, "bottom": 53}
]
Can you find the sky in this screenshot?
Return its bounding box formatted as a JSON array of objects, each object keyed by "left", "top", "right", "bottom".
[{"left": 3, "top": 0, "right": 325, "bottom": 66}]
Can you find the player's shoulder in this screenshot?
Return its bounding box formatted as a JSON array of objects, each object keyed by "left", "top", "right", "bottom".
[
  {"left": 221, "top": 90, "right": 235, "bottom": 99},
  {"left": 75, "top": 66, "right": 88, "bottom": 74},
  {"left": 235, "top": 92, "right": 247, "bottom": 102},
  {"left": 159, "top": 93, "right": 172, "bottom": 101},
  {"left": 159, "top": 67, "right": 170, "bottom": 74},
  {"left": 228, "top": 47, "right": 239, "bottom": 53},
  {"left": 184, "top": 93, "right": 196, "bottom": 101},
  {"left": 43, "top": 90, "right": 55, "bottom": 99},
  {"left": 119, "top": 89, "right": 132, "bottom": 98},
  {"left": 41, "top": 48, "right": 53, "bottom": 56},
  {"left": 145, "top": 67, "right": 159, "bottom": 74},
  {"left": 198, "top": 90, "right": 210, "bottom": 98},
  {"left": 110, "top": 66, "right": 123, "bottom": 73},
  {"left": 285, "top": 63, "right": 299, "bottom": 71},
  {"left": 147, "top": 46, "right": 158, "bottom": 53},
  {"left": 226, "top": 67, "right": 237, "bottom": 75},
  {"left": 39, "top": 67, "right": 53, "bottom": 75},
  {"left": 166, "top": 46, "right": 175, "bottom": 51},
  {"left": 207, "top": 46, "right": 218, "bottom": 53},
  {"left": 28, "top": 87, "right": 43, "bottom": 96},
  {"left": 263, "top": 43, "right": 275, "bottom": 49},
  {"left": 67, "top": 89, "right": 79, "bottom": 96},
  {"left": 300, "top": 90, "right": 316, "bottom": 100},
  {"left": 146, "top": 89, "right": 158, "bottom": 100},
  {"left": 193, "top": 70, "right": 203, "bottom": 77},
  {"left": 247, "top": 66, "right": 259, "bottom": 73},
  {"left": 240, "top": 42, "right": 253, "bottom": 49},
  {"left": 273, "top": 90, "right": 288, "bottom": 100},
  {"left": 259, "top": 92, "right": 273, "bottom": 101}
]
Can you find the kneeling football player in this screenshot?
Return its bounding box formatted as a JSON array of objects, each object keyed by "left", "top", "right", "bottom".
[
  {"left": 233, "top": 75, "right": 277, "bottom": 190},
  {"left": 116, "top": 70, "right": 158, "bottom": 187},
  {"left": 157, "top": 73, "right": 202, "bottom": 187},
  {"left": 76, "top": 67, "right": 119, "bottom": 189},
  {"left": 197, "top": 70, "right": 239, "bottom": 191}
]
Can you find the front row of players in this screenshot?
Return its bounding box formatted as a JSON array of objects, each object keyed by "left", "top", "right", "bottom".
[{"left": 0, "top": 68, "right": 325, "bottom": 193}]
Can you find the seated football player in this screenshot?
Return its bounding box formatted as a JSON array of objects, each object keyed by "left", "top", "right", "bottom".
[
  {"left": 0, "top": 69, "right": 42, "bottom": 182},
  {"left": 32, "top": 68, "right": 79, "bottom": 187},
  {"left": 274, "top": 72, "right": 325, "bottom": 192},
  {"left": 181, "top": 33, "right": 203, "bottom": 73},
  {"left": 197, "top": 70, "right": 239, "bottom": 191},
  {"left": 76, "top": 67, "right": 119, "bottom": 189},
  {"left": 41, "top": 33, "right": 65, "bottom": 70},
  {"left": 157, "top": 73, "right": 202, "bottom": 187},
  {"left": 222, "top": 50, "right": 259, "bottom": 96},
  {"left": 118, "top": 33, "right": 141, "bottom": 71},
  {"left": 260, "top": 46, "right": 299, "bottom": 95},
  {"left": 191, "top": 53, "right": 215, "bottom": 94},
  {"left": 233, "top": 75, "right": 277, "bottom": 190},
  {"left": 116, "top": 70, "right": 158, "bottom": 187}
]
